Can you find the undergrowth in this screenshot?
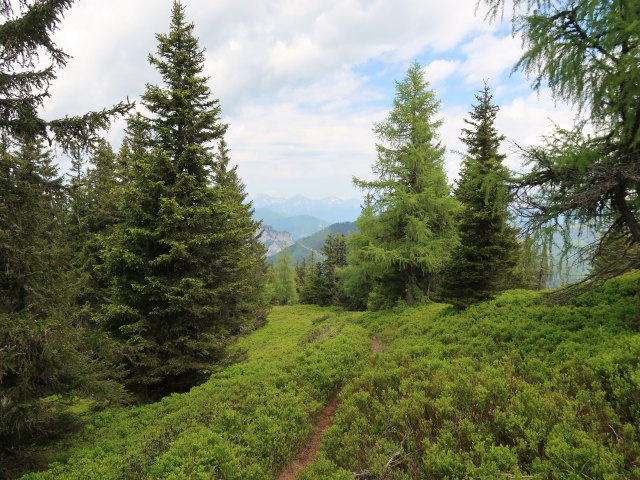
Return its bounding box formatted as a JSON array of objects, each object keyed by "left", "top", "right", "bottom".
[
  {"left": 19, "top": 273, "right": 640, "bottom": 479},
  {"left": 21, "top": 306, "right": 369, "bottom": 479},
  {"left": 300, "top": 271, "right": 640, "bottom": 479}
]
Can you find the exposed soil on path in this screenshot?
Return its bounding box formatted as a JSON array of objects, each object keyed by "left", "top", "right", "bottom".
[
  {"left": 277, "top": 395, "right": 340, "bottom": 480},
  {"left": 370, "top": 336, "right": 384, "bottom": 354},
  {"left": 277, "top": 335, "right": 385, "bottom": 479}
]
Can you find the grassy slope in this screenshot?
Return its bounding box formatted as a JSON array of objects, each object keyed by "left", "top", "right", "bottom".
[
  {"left": 300, "top": 272, "right": 640, "bottom": 479},
  {"left": 22, "top": 307, "right": 370, "bottom": 480},
  {"left": 22, "top": 272, "right": 640, "bottom": 480}
]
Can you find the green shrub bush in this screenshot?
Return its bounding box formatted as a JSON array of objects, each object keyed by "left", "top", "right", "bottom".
[{"left": 301, "top": 272, "right": 640, "bottom": 479}]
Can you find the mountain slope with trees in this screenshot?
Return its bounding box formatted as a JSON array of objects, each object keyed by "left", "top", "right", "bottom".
[
  {"left": 267, "top": 221, "right": 357, "bottom": 265},
  {"left": 3, "top": 0, "right": 640, "bottom": 478}
]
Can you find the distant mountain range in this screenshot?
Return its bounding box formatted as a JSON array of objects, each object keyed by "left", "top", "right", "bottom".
[
  {"left": 267, "top": 221, "right": 358, "bottom": 264},
  {"left": 252, "top": 194, "right": 361, "bottom": 224},
  {"left": 255, "top": 212, "right": 331, "bottom": 241}
]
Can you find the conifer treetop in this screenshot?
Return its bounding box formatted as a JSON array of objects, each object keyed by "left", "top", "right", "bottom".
[{"left": 142, "top": 0, "right": 226, "bottom": 163}]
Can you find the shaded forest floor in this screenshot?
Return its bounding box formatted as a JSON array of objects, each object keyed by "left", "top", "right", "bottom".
[{"left": 17, "top": 271, "right": 640, "bottom": 479}]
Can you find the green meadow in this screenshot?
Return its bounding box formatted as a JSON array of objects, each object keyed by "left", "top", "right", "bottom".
[{"left": 23, "top": 272, "right": 640, "bottom": 479}]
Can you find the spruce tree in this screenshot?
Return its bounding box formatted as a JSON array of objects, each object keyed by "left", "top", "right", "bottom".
[
  {"left": 99, "top": 2, "right": 264, "bottom": 398},
  {"left": 439, "top": 85, "right": 520, "bottom": 308},
  {"left": 312, "top": 234, "right": 348, "bottom": 306},
  {"left": 349, "top": 62, "right": 458, "bottom": 308},
  {"left": 0, "top": 137, "right": 126, "bottom": 463},
  {"left": 296, "top": 252, "right": 320, "bottom": 304},
  {"left": 66, "top": 142, "right": 122, "bottom": 320},
  {"left": 0, "top": 1, "right": 130, "bottom": 148}
]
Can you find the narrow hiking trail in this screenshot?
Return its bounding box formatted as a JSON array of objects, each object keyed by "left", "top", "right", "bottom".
[
  {"left": 370, "top": 336, "right": 384, "bottom": 354},
  {"left": 277, "top": 336, "right": 384, "bottom": 480},
  {"left": 277, "top": 395, "right": 340, "bottom": 480}
]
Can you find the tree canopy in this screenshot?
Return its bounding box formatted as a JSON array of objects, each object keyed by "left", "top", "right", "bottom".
[
  {"left": 348, "top": 62, "right": 459, "bottom": 308},
  {"left": 481, "top": 0, "right": 640, "bottom": 277}
]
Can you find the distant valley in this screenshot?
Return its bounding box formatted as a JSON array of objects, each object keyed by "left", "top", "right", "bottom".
[
  {"left": 253, "top": 194, "right": 361, "bottom": 259},
  {"left": 252, "top": 194, "right": 361, "bottom": 224},
  {"left": 267, "top": 221, "right": 358, "bottom": 264}
]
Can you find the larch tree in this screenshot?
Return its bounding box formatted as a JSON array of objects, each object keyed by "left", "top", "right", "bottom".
[
  {"left": 349, "top": 62, "right": 459, "bottom": 309},
  {"left": 99, "top": 1, "right": 265, "bottom": 399},
  {"left": 480, "top": 0, "right": 640, "bottom": 281},
  {"left": 439, "top": 84, "right": 520, "bottom": 308}
]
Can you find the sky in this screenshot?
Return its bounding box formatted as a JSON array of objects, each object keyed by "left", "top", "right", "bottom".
[{"left": 42, "top": 0, "right": 577, "bottom": 200}]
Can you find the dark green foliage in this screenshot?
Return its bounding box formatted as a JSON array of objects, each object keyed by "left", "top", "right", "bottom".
[
  {"left": 481, "top": 0, "right": 640, "bottom": 276},
  {"left": 0, "top": 139, "right": 127, "bottom": 477},
  {"left": 440, "top": 85, "right": 520, "bottom": 308},
  {"left": 275, "top": 249, "right": 298, "bottom": 305},
  {"left": 298, "top": 234, "right": 349, "bottom": 307},
  {"left": 0, "top": 140, "right": 71, "bottom": 448},
  {"left": 314, "top": 234, "right": 349, "bottom": 306},
  {"left": 65, "top": 142, "right": 122, "bottom": 322},
  {"left": 98, "top": 2, "right": 265, "bottom": 399},
  {"left": 0, "top": 137, "right": 62, "bottom": 314},
  {"left": 0, "top": 2, "right": 131, "bottom": 471},
  {"left": 348, "top": 62, "right": 459, "bottom": 308},
  {"left": 296, "top": 251, "right": 320, "bottom": 304},
  {"left": 0, "top": 1, "right": 130, "bottom": 150}
]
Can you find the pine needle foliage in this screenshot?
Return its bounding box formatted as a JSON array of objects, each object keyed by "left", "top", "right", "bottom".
[
  {"left": 0, "top": 0, "right": 131, "bottom": 150},
  {"left": 99, "top": 2, "right": 266, "bottom": 399},
  {"left": 440, "top": 84, "right": 520, "bottom": 308}
]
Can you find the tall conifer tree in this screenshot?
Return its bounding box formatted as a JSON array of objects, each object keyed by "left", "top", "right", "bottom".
[
  {"left": 99, "top": 2, "right": 265, "bottom": 398},
  {"left": 439, "top": 85, "right": 520, "bottom": 308},
  {"left": 348, "top": 62, "right": 458, "bottom": 308}
]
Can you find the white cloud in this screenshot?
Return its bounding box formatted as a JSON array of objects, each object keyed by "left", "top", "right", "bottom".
[
  {"left": 459, "top": 33, "right": 523, "bottom": 84},
  {"left": 423, "top": 60, "right": 462, "bottom": 86},
  {"left": 36, "top": 0, "right": 574, "bottom": 198}
]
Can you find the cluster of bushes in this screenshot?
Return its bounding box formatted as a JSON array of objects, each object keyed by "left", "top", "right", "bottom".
[
  {"left": 21, "top": 306, "right": 370, "bottom": 479},
  {"left": 300, "top": 271, "right": 640, "bottom": 479}
]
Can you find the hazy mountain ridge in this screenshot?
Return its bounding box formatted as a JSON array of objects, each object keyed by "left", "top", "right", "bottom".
[
  {"left": 252, "top": 194, "right": 361, "bottom": 224},
  {"left": 268, "top": 221, "right": 358, "bottom": 264}
]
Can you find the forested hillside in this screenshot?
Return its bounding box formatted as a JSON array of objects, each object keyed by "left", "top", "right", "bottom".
[
  {"left": 2, "top": 0, "right": 639, "bottom": 478},
  {"left": 268, "top": 222, "right": 357, "bottom": 265}
]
